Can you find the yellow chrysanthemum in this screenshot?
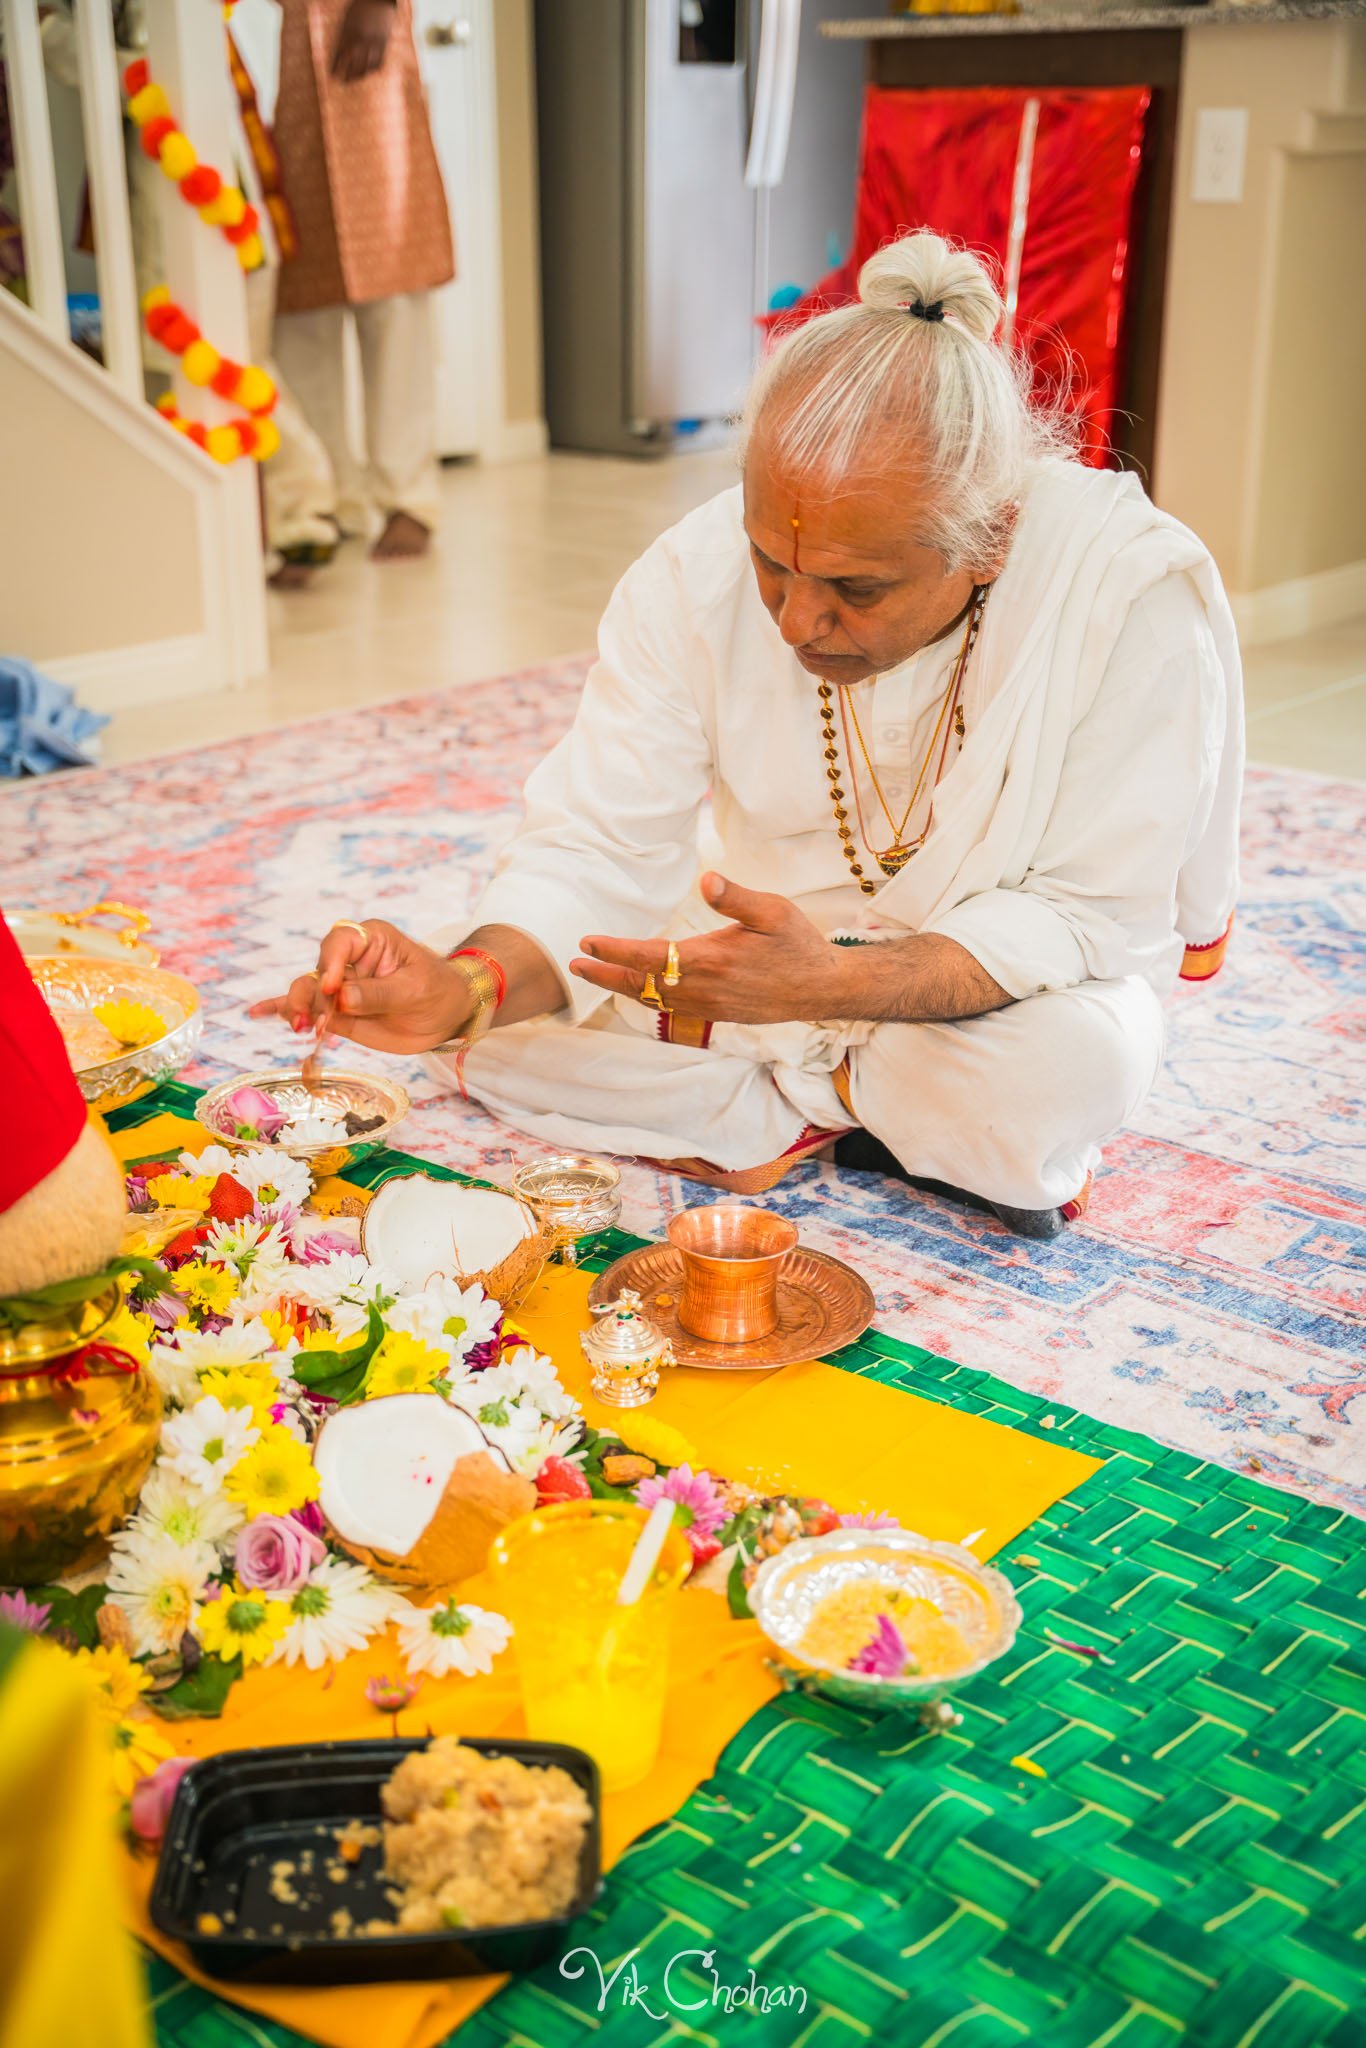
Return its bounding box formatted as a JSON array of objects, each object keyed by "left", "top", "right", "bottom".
[
  {"left": 109, "top": 1716, "right": 176, "bottom": 1799},
  {"left": 76, "top": 1644, "right": 151, "bottom": 1721},
  {"left": 178, "top": 1261, "right": 240, "bottom": 1313},
  {"left": 298, "top": 1323, "right": 367, "bottom": 1353},
  {"left": 93, "top": 998, "right": 166, "bottom": 1048},
  {"left": 144, "top": 1172, "right": 215, "bottom": 1215},
  {"left": 198, "top": 1367, "right": 279, "bottom": 1431},
  {"left": 195, "top": 1583, "right": 291, "bottom": 1667},
  {"left": 223, "top": 1427, "right": 320, "bottom": 1518},
  {"left": 615, "top": 1416, "right": 698, "bottom": 1470},
  {"left": 99, "top": 1303, "right": 154, "bottom": 1371},
  {"left": 365, "top": 1331, "right": 446, "bottom": 1400}
]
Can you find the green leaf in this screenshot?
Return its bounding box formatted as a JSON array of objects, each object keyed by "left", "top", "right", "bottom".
[
  {"left": 293, "top": 1302, "right": 386, "bottom": 1400},
  {"left": 1, "top": 1254, "right": 168, "bottom": 1329},
  {"left": 29, "top": 1582, "right": 108, "bottom": 1650},
  {"left": 151, "top": 1651, "right": 242, "bottom": 1721},
  {"left": 726, "top": 1550, "right": 754, "bottom": 1621}
]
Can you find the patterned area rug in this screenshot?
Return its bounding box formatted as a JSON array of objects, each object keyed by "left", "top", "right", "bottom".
[{"left": 4, "top": 661, "right": 1363, "bottom": 1513}]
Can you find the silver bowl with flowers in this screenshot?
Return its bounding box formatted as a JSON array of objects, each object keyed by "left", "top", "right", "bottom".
[
  {"left": 28, "top": 955, "right": 202, "bottom": 1115},
  {"left": 194, "top": 1069, "right": 411, "bottom": 1179},
  {"left": 750, "top": 1527, "right": 1021, "bottom": 1718}
]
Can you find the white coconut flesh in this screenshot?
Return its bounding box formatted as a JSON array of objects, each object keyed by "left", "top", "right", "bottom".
[
  {"left": 362, "top": 1177, "right": 539, "bottom": 1291},
  {"left": 314, "top": 1394, "right": 509, "bottom": 1559}
]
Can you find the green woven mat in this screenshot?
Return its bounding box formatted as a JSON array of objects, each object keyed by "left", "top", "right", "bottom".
[{"left": 114, "top": 1087, "right": 1366, "bottom": 2047}]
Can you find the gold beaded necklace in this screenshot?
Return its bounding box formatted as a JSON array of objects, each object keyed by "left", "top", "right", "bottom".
[{"left": 816, "top": 585, "right": 987, "bottom": 896}]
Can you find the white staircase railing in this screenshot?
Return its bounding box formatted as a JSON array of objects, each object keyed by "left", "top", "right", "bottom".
[{"left": 1, "top": 0, "right": 267, "bottom": 696}]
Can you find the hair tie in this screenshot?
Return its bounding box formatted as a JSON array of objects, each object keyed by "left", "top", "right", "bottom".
[{"left": 906, "top": 300, "right": 945, "bottom": 323}]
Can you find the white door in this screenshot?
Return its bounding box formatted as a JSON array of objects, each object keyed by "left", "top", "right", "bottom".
[{"left": 413, "top": 0, "right": 503, "bottom": 458}]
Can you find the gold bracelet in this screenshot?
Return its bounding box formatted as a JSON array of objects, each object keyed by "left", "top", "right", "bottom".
[{"left": 433, "top": 954, "right": 501, "bottom": 1054}]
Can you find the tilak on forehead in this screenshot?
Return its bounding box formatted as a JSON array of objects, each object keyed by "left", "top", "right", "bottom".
[{"left": 790, "top": 508, "right": 801, "bottom": 573}]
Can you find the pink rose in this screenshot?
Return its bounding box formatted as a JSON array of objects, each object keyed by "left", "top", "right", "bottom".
[
  {"left": 235, "top": 1512, "right": 326, "bottom": 1592},
  {"left": 221, "top": 1084, "right": 287, "bottom": 1141},
  {"left": 129, "top": 1757, "right": 194, "bottom": 1845}
]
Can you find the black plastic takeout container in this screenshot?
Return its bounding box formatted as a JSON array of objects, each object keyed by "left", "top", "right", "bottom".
[{"left": 149, "top": 1736, "right": 602, "bottom": 1984}]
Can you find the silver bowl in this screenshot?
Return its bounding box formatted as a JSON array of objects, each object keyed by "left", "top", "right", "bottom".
[
  {"left": 194, "top": 1068, "right": 411, "bottom": 1178},
  {"left": 28, "top": 955, "right": 202, "bottom": 1114},
  {"left": 749, "top": 1527, "right": 1021, "bottom": 1713}
]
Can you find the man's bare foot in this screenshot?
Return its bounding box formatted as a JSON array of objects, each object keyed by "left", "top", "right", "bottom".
[
  {"left": 268, "top": 559, "right": 314, "bottom": 591},
  {"left": 371, "top": 511, "right": 431, "bottom": 560}
]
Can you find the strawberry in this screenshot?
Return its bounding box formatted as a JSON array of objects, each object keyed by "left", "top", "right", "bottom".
[
  {"left": 161, "top": 1225, "right": 207, "bottom": 1266},
  {"left": 686, "top": 1533, "right": 723, "bottom": 1573},
  {"left": 207, "top": 1173, "right": 255, "bottom": 1224},
  {"left": 535, "top": 1456, "right": 592, "bottom": 1505},
  {"left": 800, "top": 1498, "right": 840, "bottom": 1537}
]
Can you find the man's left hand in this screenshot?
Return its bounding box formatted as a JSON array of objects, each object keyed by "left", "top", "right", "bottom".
[
  {"left": 331, "top": 0, "right": 395, "bottom": 81},
  {"left": 571, "top": 873, "right": 851, "bottom": 1025}
]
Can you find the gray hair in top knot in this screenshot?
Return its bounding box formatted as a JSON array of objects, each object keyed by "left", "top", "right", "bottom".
[{"left": 739, "top": 229, "right": 1078, "bottom": 572}]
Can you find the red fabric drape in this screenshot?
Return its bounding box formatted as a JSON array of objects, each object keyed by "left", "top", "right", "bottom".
[
  {"left": 0, "top": 916, "right": 86, "bottom": 1212},
  {"left": 768, "top": 84, "right": 1152, "bottom": 467}
]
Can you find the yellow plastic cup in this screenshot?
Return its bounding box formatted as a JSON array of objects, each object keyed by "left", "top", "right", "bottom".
[{"left": 489, "top": 1499, "right": 691, "bottom": 1793}]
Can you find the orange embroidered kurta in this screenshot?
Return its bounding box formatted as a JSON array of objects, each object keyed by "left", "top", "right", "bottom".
[{"left": 274, "top": 0, "right": 455, "bottom": 316}]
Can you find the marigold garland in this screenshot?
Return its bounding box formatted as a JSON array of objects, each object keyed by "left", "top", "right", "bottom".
[
  {"left": 122, "top": 58, "right": 264, "bottom": 272},
  {"left": 145, "top": 287, "right": 280, "bottom": 465}
]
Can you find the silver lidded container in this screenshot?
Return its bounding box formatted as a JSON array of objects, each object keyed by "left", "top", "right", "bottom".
[{"left": 580, "top": 1290, "right": 674, "bottom": 1408}]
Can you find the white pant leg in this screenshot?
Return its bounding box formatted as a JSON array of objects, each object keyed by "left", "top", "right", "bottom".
[
  {"left": 353, "top": 291, "right": 442, "bottom": 531},
  {"left": 273, "top": 305, "right": 367, "bottom": 535},
  {"left": 849, "top": 976, "right": 1165, "bottom": 1211},
  {"left": 435, "top": 1008, "right": 808, "bottom": 1169},
  {"left": 246, "top": 271, "right": 340, "bottom": 554}
]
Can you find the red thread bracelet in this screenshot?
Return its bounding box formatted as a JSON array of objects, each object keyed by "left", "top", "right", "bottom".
[{"left": 450, "top": 947, "right": 507, "bottom": 1009}]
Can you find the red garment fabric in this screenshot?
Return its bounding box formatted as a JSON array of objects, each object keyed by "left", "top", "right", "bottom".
[
  {"left": 767, "top": 84, "right": 1151, "bottom": 466},
  {"left": 0, "top": 914, "right": 86, "bottom": 1211}
]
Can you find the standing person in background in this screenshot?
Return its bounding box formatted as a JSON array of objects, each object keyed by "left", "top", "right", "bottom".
[{"left": 271, "top": 0, "right": 454, "bottom": 560}]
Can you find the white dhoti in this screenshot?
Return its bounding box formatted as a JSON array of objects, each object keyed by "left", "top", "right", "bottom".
[
  {"left": 444, "top": 973, "right": 1162, "bottom": 1212},
  {"left": 273, "top": 291, "right": 442, "bottom": 535}
]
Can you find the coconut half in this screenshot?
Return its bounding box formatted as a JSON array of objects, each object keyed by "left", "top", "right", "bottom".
[
  {"left": 360, "top": 1174, "right": 548, "bottom": 1305},
  {"left": 314, "top": 1393, "right": 535, "bottom": 1591}
]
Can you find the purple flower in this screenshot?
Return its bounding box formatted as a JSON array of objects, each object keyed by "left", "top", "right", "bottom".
[
  {"left": 235, "top": 1513, "right": 326, "bottom": 1593},
  {"left": 291, "top": 1501, "right": 326, "bottom": 1537},
  {"left": 255, "top": 1201, "right": 304, "bottom": 1247},
  {"left": 838, "top": 1510, "right": 901, "bottom": 1531},
  {"left": 144, "top": 1289, "right": 189, "bottom": 1332},
  {"left": 124, "top": 1167, "right": 156, "bottom": 1215},
  {"left": 221, "top": 1085, "right": 287, "bottom": 1141},
  {"left": 849, "top": 1614, "right": 912, "bottom": 1679},
  {"left": 0, "top": 1590, "right": 51, "bottom": 1634},
  {"left": 198, "top": 1312, "right": 233, "bottom": 1336},
  {"left": 465, "top": 1323, "right": 505, "bottom": 1373},
  {"left": 129, "top": 1757, "right": 194, "bottom": 1845}
]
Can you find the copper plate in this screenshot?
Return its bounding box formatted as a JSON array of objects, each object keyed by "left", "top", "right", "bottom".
[{"left": 587, "top": 1244, "right": 874, "bottom": 1371}]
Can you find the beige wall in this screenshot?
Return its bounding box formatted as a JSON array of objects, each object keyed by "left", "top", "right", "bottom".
[
  {"left": 1154, "top": 20, "right": 1366, "bottom": 598},
  {"left": 1, "top": 350, "right": 204, "bottom": 661},
  {"left": 493, "top": 0, "right": 544, "bottom": 430}
]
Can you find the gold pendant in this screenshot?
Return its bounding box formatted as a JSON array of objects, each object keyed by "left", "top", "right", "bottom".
[{"left": 877, "top": 844, "right": 916, "bottom": 877}]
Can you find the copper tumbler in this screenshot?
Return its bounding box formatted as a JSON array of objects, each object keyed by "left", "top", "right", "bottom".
[{"left": 667, "top": 1205, "right": 800, "bottom": 1345}]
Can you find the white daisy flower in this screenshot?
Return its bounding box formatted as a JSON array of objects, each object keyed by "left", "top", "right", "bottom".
[
  {"left": 202, "top": 1219, "right": 295, "bottom": 1314},
  {"left": 445, "top": 1365, "right": 547, "bottom": 1469},
  {"left": 498, "top": 1343, "right": 582, "bottom": 1425},
  {"left": 148, "top": 1318, "right": 283, "bottom": 1406},
  {"left": 117, "top": 1465, "right": 244, "bottom": 1555},
  {"left": 396, "top": 1599, "right": 512, "bottom": 1679},
  {"left": 148, "top": 1338, "right": 206, "bottom": 1408},
  {"left": 180, "top": 1144, "right": 236, "bottom": 1181},
  {"left": 205, "top": 1147, "right": 313, "bottom": 1212},
  {"left": 289, "top": 1252, "right": 396, "bottom": 1318},
  {"left": 385, "top": 1280, "right": 502, "bottom": 1368},
  {"left": 271, "top": 1557, "right": 399, "bottom": 1671},
  {"left": 283, "top": 1113, "right": 349, "bottom": 1145},
  {"left": 105, "top": 1530, "right": 219, "bottom": 1655},
  {"left": 161, "top": 1395, "right": 258, "bottom": 1493},
  {"left": 511, "top": 1414, "right": 587, "bottom": 1478}
]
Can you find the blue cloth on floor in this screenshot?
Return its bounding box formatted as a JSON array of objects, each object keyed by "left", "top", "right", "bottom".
[{"left": 0, "top": 658, "right": 108, "bottom": 776}]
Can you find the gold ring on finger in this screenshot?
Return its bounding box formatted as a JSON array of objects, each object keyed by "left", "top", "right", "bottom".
[
  {"left": 329, "top": 919, "right": 370, "bottom": 941},
  {"left": 662, "top": 940, "right": 682, "bottom": 989},
  {"left": 640, "top": 972, "right": 669, "bottom": 1013}
]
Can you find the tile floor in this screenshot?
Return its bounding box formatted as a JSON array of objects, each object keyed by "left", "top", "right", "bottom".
[{"left": 101, "top": 449, "right": 1366, "bottom": 776}]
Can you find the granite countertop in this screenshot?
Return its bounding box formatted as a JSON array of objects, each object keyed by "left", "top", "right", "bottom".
[{"left": 822, "top": 0, "right": 1366, "bottom": 35}]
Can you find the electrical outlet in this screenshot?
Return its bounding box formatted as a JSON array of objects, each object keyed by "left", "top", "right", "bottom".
[{"left": 1192, "top": 108, "right": 1249, "bottom": 203}]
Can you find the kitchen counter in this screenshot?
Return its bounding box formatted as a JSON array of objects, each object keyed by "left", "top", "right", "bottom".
[{"left": 822, "top": 1, "right": 1366, "bottom": 36}]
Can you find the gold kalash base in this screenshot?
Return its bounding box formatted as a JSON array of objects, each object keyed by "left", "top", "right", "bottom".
[
  {"left": 0, "top": 1291, "right": 162, "bottom": 1587},
  {"left": 892, "top": 0, "right": 1018, "bottom": 14}
]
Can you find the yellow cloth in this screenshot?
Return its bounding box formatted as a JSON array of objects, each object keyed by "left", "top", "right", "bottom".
[
  {"left": 0, "top": 1631, "right": 152, "bottom": 2048},
  {"left": 112, "top": 1112, "right": 1100, "bottom": 2048}
]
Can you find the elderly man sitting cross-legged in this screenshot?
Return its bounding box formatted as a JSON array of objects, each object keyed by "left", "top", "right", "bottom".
[{"left": 258, "top": 231, "right": 1244, "bottom": 1239}]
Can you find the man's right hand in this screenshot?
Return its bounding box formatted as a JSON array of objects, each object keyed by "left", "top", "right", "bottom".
[
  {"left": 249, "top": 920, "right": 472, "bottom": 1054},
  {"left": 331, "top": 0, "right": 395, "bottom": 82}
]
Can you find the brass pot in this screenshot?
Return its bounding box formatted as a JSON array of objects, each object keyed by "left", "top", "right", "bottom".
[{"left": 0, "top": 1292, "right": 163, "bottom": 1586}]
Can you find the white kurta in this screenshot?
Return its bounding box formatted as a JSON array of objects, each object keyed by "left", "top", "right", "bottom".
[{"left": 430, "top": 462, "right": 1243, "bottom": 1209}]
